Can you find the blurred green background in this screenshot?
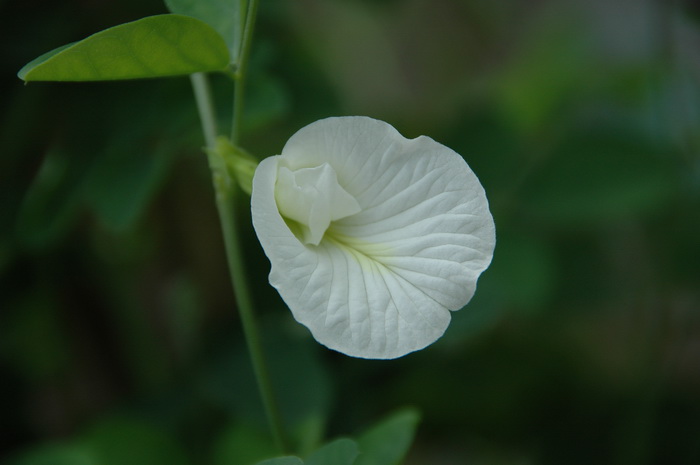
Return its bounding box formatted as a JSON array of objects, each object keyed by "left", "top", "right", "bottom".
[{"left": 2, "top": 0, "right": 700, "bottom": 464}]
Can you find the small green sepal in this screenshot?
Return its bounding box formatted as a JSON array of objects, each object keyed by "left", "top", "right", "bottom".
[{"left": 208, "top": 136, "right": 258, "bottom": 195}]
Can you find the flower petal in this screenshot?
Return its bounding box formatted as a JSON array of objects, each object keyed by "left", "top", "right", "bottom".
[
  {"left": 275, "top": 163, "right": 361, "bottom": 245},
  {"left": 251, "top": 116, "right": 495, "bottom": 359}
]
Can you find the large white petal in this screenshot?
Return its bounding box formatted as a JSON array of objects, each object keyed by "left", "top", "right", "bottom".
[{"left": 251, "top": 116, "right": 495, "bottom": 359}]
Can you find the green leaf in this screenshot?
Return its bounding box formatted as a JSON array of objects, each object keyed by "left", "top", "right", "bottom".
[
  {"left": 212, "top": 423, "right": 278, "bottom": 465},
  {"left": 84, "top": 136, "right": 172, "bottom": 231},
  {"left": 254, "top": 457, "right": 304, "bottom": 465},
  {"left": 306, "top": 439, "right": 359, "bottom": 465},
  {"left": 292, "top": 414, "right": 326, "bottom": 459},
  {"left": 165, "top": 0, "right": 242, "bottom": 60},
  {"left": 18, "top": 14, "right": 230, "bottom": 82},
  {"left": 15, "top": 149, "right": 85, "bottom": 250},
  {"left": 354, "top": 409, "right": 420, "bottom": 465}
]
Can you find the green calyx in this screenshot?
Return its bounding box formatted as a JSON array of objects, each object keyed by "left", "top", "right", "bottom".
[{"left": 209, "top": 136, "right": 258, "bottom": 195}]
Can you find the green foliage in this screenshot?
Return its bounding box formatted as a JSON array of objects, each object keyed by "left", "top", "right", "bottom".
[
  {"left": 305, "top": 439, "right": 359, "bottom": 465},
  {"left": 255, "top": 458, "right": 304, "bottom": 465},
  {"left": 84, "top": 134, "right": 173, "bottom": 232},
  {"left": 164, "top": 0, "right": 243, "bottom": 60},
  {"left": 354, "top": 409, "right": 420, "bottom": 465},
  {"left": 6, "top": 417, "right": 190, "bottom": 465},
  {"left": 4, "top": 1, "right": 700, "bottom": 464},
  {"left": 496, "top": 16, "right": 597, "bottom": 132},
  {"left": 14, "top": 149, "right": 85, "bottom": 250},
  {"left": 246, "top": 411, "right": 417, "bottom": 465},
  {"left": 18, "top": 15, "right": 230, "bottom": 82},
  {"left": 213, "top": 424, "right": 278, "bottom": 465},
  {"left": 522, "top": 132, "right": 680, "bottom": 225},
  {"left": 243, "top": 72, "right": 291, "bottom": 132},
  {"left": 13, "top": 83, "right": 193, "bottom": 243},
  {"left": 200, "top": 322, "right": 332, "bottom": 447},
  {"left": 8, "top": 444, "right": 96, "bottom": 465}
]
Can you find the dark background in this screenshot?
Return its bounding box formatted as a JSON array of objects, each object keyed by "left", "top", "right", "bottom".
[{"left": 1, "top": 0, "right": 699, "bottom": 464}]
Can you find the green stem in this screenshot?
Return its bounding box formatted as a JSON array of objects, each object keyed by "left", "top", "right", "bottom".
[
  {"left": 214, "top": 176, "right": 289, "bottom": 455},
  {"left": 190, "top": 71, "right": 289, "bottom": 453},
  {"left": 190, "top": 73, "right": 218, "bottom": 148},
  {"left": 231, "top": 0, "right": 260, "bottom": 144}
]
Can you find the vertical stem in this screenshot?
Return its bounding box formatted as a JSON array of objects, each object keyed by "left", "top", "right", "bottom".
[
  {"left": 190, "top": 73, "right": 218, "bottom": 148},
  {"left": 191, "top": 68, "right": 289, "bottom": 453},
  {"left": 214, "top": 176, "right": 289, "bottom": 455},
  {"left": 231, "top": 0, "right": 260, "bottom": 144}
]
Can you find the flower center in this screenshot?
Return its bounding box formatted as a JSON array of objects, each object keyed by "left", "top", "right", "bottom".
[{"left": 275, "top": 162, "right": 361, "bottom": 245}]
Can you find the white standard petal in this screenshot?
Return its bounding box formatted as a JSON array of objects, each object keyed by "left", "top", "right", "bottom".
[{"left": 251, "top": 116, "right": 495, "bottom": 359}]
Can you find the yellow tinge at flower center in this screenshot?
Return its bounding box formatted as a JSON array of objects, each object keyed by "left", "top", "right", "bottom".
[{"left": 275, "top": 163, "right": 361, "bottom": 246}]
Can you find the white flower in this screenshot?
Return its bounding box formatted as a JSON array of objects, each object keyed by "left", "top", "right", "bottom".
[{"left": 251, "top": 116, "right": 495, "bottom": 359}]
